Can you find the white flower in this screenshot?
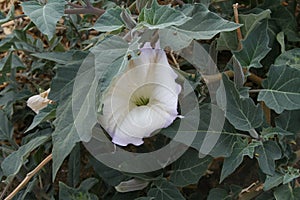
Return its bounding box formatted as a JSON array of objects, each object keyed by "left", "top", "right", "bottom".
[
  {"left": 98, "top": 44, "right": 181, "bottom": 146},
  {"left": 27, "top": 88, "right": 51, "bottom": 114}
]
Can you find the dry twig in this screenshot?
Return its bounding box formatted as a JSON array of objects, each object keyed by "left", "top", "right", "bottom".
[{"left": 4, "top": 154, "right": 53, "bottom": 200}]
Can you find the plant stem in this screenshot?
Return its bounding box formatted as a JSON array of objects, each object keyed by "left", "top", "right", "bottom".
[
  {"left": 65, "top": 7, "right": 105, "bottom": 16},
  {"left": 233, "top": 3, "right": 243, "bottom": 50},
  {"left": 4, "top": 154, "right": 53, "bottom": 200},
  {"left": 65, "top": 0, "right": 105, "bottom": 16}
]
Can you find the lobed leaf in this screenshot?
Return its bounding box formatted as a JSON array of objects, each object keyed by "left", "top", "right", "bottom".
[
  {"left": 255, "top": 140, "right": 282, "bottom": 175},
  {"left": 170, "top": 148, "right": 212, "bottom": 187},
  {"left": 274, "top": 48, "right": 300, "bottom": 70},
  {"left": 1, "top": 135, "right": 49, "bottom": 181},
  {"left": 138, "top": 0, "right": 190, "bottom": 29},
  {"left": 217, "top": 74, "right": 263, "bottom": 134},
  {"left": 273, "top": 184, "right": 300, "bottom": 200},
  {"left": 233, "top": 20, "right": 271, "bottom": 69},
  {"left": 21, "top": 0, "right": 66, "bottom": 40},
  {"left": 59, "top": 178, "right": 98, "bottom": 200},
  {"left": 50, "top": 59, "right": 84, "bottom": 180},
  {"left": 220, "top": 138, "right": 259, "bottom": 182},
  {"left": 160, "top": 4, "right": 240, "bottom": 50},
  {"left": 147, "top": 179, "right": 185, "bottom": 200},
  {"left": 93, "top": 7, "right": 125, "bottom": 32},
  {"left": 217, "top": 9, "right": 271, "bottom": 50},
  {"left": 275, "top": 109, "right": 300, "bottom": 134},
  {"left": 258, "top": 65, "right": 300, "bottom": 114}
]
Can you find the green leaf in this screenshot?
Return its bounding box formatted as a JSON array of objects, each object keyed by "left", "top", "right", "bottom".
[
  {"left": 276, "top": 32, "right": 285, "bottom": 53},
  {"left": 0, "top": 51, "right": 26, "bottom": 73},
  {"left": 217, "top": 9, "right": 271, "bottom": 50},
  {"left": 148, "top": 179, "right": 185, "bottom": 200},
  {"left": 21, "top": 0, "right": 66, "bottom": 40},
  {"left": 174, "top": 4, "right": 240, "bottom": 39},
  {"left": 264, "top": 173, "right": 283, "bottom": 191},
  {"left": 19, "top": 178, "right": 38, "bottom": 200},
  {"left": 274, "top": 48, "right": 300, "bottom": 70},
  {"left": 67, "top": 143, "right": 81, "bottom": 187},
  {"left": 0, "top": 110, "right": 13, "bottom": 140},
  {"left": 51, "top": 62, "right": 82, "bottom": 181},
  {"left": 138, "top": 0, "right": 190, "bottom": 29},
  {"left": 115, "top": 179, "right": 149, "bottom": 192},
  {"left": 257, "top": 65, "right": 300, "bottom": 114},
  {"left": 49, "top": 51, "right": 87, "bottom": 180},
  {"left": 31, "top": 51, "right": 87, "bottom": 65},
  {"left": 93, "top": 7, "right": 125, "bottom": 32},
  {"left": 25, "top": 104, "right": 56, "bottom": 133},
  {"left": 275, "top": 109, "right": 300, "bottom": 134},
  {"left": 136, "top": 0, "right": 152, "bottom": 13},
  {"left": 1, "top": 135, "right": 49, "bottom": 180},
  {"left": 170, "top": 148, "right": 212, "bottom": 187},
  {"left": 282, "top": 167, "right": 300, "bottom": 184},
  {"left": 159, "top": 4, "right": 240, "bottom": 50},
  {"left": 220, "top": 138, "right": 259, "bottom": 182},
  {"left": 59, "top": 178, "right": 98, "bottom": 200},
  {"left": 135, "top": 197, "right": 155, "bottom": 200},
  {"left": 217, "top": 74, "right": 263, "bottom": 135},
  {"left": 255, "top": 140, "right": 282, "bottom": 175},
  {"left": 207, "top": 188, "right": 230, "bottom": 200},
  {"left": 161, "top": 104, "right": 239, "bottom": 158},
  {"left": 274, "top": 184, "right": 300, "bottom": 200},
  {"left": 272, "top": 6, "right": 300, "bottom": 42},
  {"left": 89, "top": 156, "right": 126, "bottom": 186},
  {"left": 0, "top": 5, "right": 14, "bottom": 24},
  {"left": 207, "top": 185, "right": 242, "bottom": 200},
  {"left": 233, "top": 20, "right": 271, "bottom": 69}
]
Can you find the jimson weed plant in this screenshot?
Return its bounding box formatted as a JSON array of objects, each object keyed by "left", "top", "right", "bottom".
[{"left": 0, "top": 0, "right": 299, "bottom": 199}]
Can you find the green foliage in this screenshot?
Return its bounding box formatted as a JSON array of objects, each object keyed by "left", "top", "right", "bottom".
[
  {"left": 220, "top": 138, "right": 259, "bottom": 182},
  {"left": 275, "top": 48, "right": 300, "bottom": 69},
  {"left": 217, "top": 74, "right": 263, "bottom": 136},
  {"left": 147, "top": 179, "right": 185, "bottom": 200},
  {"left": 21, "top": 0, "right": 66, "bottom": 40},
  {"left": 258, "top": 65, "right": 300, "bottom": 113},
  {"left": 233, "top": 20, "right": 271, "bottom": 69},
  {"left": 159, "top": 4, "right": 240, "bottom": 50},
  {"left": 50, "top": 59, "right": 83, "bottom": 180},
  {"left": 169, "top": 148, "right": 212, "bottom": 187},
  {"left": 273, "top": 184, "right": 300, "bottom": 200},
  {"left": 0, "top": 110, "right": 13, "bottom": 140},
  {"left": 217, "top": 9, "right": 271, "bottom": 50},
  {"left": 59, "top": 178, "right": 98, "bottom": 200},
  {"left": 25, "top": 104, "right": 56, "bottom": 133},
  {"left": 138, "top": 0, "right": 190, "bottom": 29},
  {"left": 1, "top": 136, "right": 49, "bottom": 181},
  {"left": 93, "top": 7, "right": 125, "bottom": 32},
  {"left": 255, "top": 140, "right": 282, "bottom": 175}
]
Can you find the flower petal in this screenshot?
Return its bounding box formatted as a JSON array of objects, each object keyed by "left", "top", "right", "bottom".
[
  {"left": 27, "top": 95, "right": 49, "bottom": 114},
  {"left": 98, "top": 46, "right": 181, "bottom": 146}
]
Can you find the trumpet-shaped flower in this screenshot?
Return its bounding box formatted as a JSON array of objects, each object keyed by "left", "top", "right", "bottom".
[
  {"left": 98, "top": 44, "right": 181, "bottom": 146},
  {"left": 27, "top": 88, "right": 51, "bottom": 114}
]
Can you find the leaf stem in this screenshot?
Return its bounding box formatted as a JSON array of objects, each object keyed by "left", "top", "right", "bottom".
[
  {"left": 4, "top": 154, "right": 53, "bottom": 200},
  {"left": 202, "top": 69, "right": 263, "bottom": 86}
]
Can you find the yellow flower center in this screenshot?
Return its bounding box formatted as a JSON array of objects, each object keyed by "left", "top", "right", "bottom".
[{"left": 134, "top": 96, "right": 150, "bottom": 106}]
